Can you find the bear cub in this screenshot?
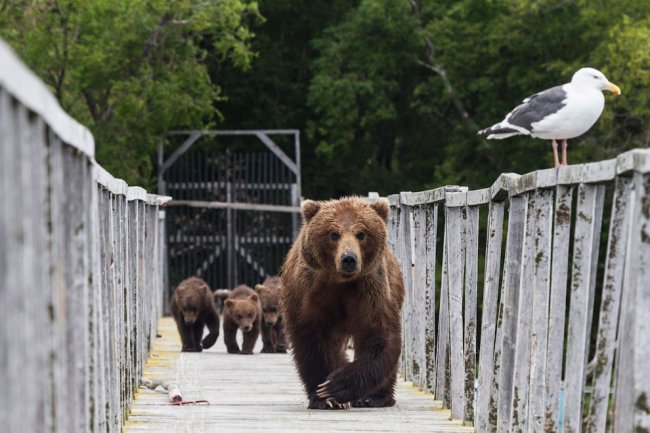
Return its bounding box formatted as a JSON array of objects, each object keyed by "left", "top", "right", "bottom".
[
  {"left": 170, "top": 277, "right": 220, "bottom": 352},
  {"left": 281, "top": 197, "right": 404, "bottom": 409},
  {"left": 223, "top": 285, "right": 262, "bottom": 354},
  {"left": 255, "top": 276, "right": 287, "bottom": 353}
]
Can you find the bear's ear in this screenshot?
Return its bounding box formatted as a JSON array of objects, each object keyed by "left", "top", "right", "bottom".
[
  {"left": 224, "top": 299, "right": 234, "bottom": 309},
  {"left": 249, "top": 293, "right": 259, "bottom": 303},
  {"left": 254, "top": 284, "right": 266, "bottom": 294},
  {"left": 301, "top": 200, "right": 321, "bottom": 222},
  {"left": 369, "top": 198, "right": 390, "bottom": 222}
]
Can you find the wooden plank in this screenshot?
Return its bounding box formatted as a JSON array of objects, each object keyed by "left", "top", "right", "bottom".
[
  {"left": 476, "top": 200, "right": 505, "bottom": 432},
  {"left": 526, "top": 189, "right": 553, "bottom": 433},
  {"left": 424, "top": 203, "right": 439, "bottom": 393},
  {"left": 0, "top": 90, "right": 8, "bottom": 433},
  {"left": 543, "top": 185, "right": 573, "bottom": 432},
  {"left": 495, "top": 195, "right": 527, "bottom": 433},
  {"left": 562, "top": 183, "right": 606, "bottom": 433},
  {"left": 584, "top": 175, "right": 633, "bottom": 432},
  {"left": 509, "top": 192, "right": 538, "bottom": 433},
  {"left": 630, "top": 171, "right": 650, "bottom": 431},
  {"left": 400, "top": 201, "right": 415, "bottom": 382},
  {"left": 123, "top": 318, "right": 475, "bottom": 433},
  {"left": 446, "top": 205, "right": 466, "bottom": 420},
  {"left": 614, "top": 170, "right": 650, "bottom": 431},
  {"left": 463, "top": 205, "right": 479, "bottom": 424},
  {"left": 436, "top": 219, "right": 451, "bottom": 406},
  {"left": 413, "top": 205, "right": 427, "bottom": 388}
]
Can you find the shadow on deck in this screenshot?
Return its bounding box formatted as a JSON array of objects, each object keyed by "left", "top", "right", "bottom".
[{"left": 124, "top": 318, "right": 473, "bottom": 433}]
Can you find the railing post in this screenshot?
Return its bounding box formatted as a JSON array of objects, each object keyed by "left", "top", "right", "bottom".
[
  {"left": 495, "top": 194, "right": 526, "bottom": 433},
  {"left": 399, "top": 192, "right": 414, "bottom": 382},
  {"left": 613, "top": 156, "right": 650, "bottom": 432},
  {"left": 445, "top": 187, "right": 467, "bottom": 421}
]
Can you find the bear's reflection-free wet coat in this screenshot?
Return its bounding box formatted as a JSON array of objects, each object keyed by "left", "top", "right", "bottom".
[{"left": 280, "top": 197, "right": 405, "bottom": 409}]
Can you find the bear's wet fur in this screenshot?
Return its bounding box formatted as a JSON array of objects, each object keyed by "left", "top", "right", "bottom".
[
  {"left": 170, "top": 277, "right": 220, "bottom": 352},
  {"left": 223, "top": 285, "right": 262, "bottom": 354},
  {"left": 255, "top": 276, "right": 287, "bottom": 353},
  {"left": 281, "top": 197, "right": 404, "bottom": 409}
]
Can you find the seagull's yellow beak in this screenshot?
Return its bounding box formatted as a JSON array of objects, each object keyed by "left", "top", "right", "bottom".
[{"left": 606, "top": 82, "right": 621, "bottom": 95}]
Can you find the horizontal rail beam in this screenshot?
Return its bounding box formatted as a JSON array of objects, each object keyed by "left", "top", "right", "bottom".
[
  {"left": 166, "top": 200, "right": 301, "bottom": 213},
  {"left": 168, "top": 129, "right": 300, "bottom": 136}
]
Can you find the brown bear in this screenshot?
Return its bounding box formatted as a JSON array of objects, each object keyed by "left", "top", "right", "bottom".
[
  {"left": 255, "top": 276, "right": 287, "bottom": 353},
  {"left": 170, "top": 277, "right": 220, "bottom": 352},
  {"left": 281, "top": 197, "right": 404, "bottom": 410},
  {"left": 223, "top": 285, "right": 262, "bottom": 354}
]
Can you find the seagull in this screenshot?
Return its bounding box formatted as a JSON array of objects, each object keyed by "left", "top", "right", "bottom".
[{"left": 478, "top": 67, "right": 621, "bottom": 167}]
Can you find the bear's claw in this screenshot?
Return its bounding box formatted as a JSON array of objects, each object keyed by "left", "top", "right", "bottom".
[{"left": 308, "top": 395, "right": 350, "bottom": 410}]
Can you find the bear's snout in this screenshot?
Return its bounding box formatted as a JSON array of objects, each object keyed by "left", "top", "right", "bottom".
[
  {"left": 242, "top": 324, "right": 253, "bottom": 332},
  {"left": 340, "top": 251, "right": 358, "bottom": 274}
]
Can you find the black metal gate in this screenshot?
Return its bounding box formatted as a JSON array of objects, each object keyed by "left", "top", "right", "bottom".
[{"left": 158, "top": 130, "right": 301, "bottom": 301}]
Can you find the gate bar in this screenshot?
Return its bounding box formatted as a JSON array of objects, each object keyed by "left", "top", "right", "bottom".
[{"left": 165, "top": 199, "right": 301, "bottom": 213}]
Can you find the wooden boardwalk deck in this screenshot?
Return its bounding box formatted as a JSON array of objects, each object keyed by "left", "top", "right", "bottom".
[{"left": 124, "top": 318, "right": 473, "bottom": 433}]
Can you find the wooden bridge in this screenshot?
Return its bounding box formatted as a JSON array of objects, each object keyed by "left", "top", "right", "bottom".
[{"left": 1, "top": 38, "right": 649, "bottom": 433}]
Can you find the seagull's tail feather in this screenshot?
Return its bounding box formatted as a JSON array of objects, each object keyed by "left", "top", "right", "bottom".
[{"left": 478, "top": 122, "right": 529, "bottom": 140}]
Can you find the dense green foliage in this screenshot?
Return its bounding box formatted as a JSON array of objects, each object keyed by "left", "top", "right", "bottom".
[
  {"left": 2, "top": 0, "right": 649, "bottom": 196},
  {"left": 0, "top": 0, "right": 260, "bottom": 187}
]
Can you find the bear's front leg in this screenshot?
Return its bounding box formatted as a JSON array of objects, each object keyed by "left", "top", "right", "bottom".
[
  {"left": 316, "top": 329, "right": 400, "bottom": 406},
  {"left": 290, "top": 328, "right": 349, "bottom": 409},
  {"left": 274, "top": 319, "right": 287, "bottom": 353},
  {"left": 260, "top": 323, "right": 275, "bottom": 353},
  {"left": 191, "top": 322, "right": 204, "bottom": 352},
  {"left": 241, "top": 325, "right": 260, "bottom": 354},
  {"left": 201, "top": 309, "right": 220, "bottom": 349},
  {"left": 223, "top": 319, "right": 240, "bottom": 354}
]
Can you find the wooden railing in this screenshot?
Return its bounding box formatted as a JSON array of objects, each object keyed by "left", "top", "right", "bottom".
[
  {"left": 0, "top": 39, "right": 170, "bottom": 433},
  {"left": 388, "top": 150, "right": 650, "bottom": 432}
]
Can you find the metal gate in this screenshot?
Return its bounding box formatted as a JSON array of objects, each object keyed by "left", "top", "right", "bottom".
[{"left": 157, "top": 130, "right": 301, "bottom": 301}]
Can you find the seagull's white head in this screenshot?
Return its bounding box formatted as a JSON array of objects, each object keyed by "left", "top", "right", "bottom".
[{"left": 571, "top": 67, "right": 621, "bottom": 95}]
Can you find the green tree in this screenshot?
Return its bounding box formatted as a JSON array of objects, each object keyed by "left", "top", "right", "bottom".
[
  {"left": 306, "top": 0, "right": 650, "bottom": 196},
  {"left": 0, "top": 0, "right": 261, "bottom": 187}
]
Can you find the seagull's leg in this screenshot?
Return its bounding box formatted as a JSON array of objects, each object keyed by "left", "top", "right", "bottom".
[
  {"left": 561, "top": 139, "right": 568, "bottom": 166},
  {"left": 552, "top": 139, "right": 560, "bottom": 168}
]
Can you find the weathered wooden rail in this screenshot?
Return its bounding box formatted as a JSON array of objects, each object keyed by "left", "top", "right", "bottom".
[
  {"left": 0, "top": 39, "right": 170, "bottom": 433},
  {"left": 389, "top": 151, "right": 650, "bottom": 432}
]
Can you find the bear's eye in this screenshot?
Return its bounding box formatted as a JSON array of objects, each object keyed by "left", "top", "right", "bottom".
[
  {"left": 356, "top": 232, "right": 366, "bottom": 240},
  {"left": 237, "top": 314, "right": 243, "bottom": 320},
  {"left": 330, "top": 232, "right": 340, "bottom": 241},
  {"left": 248, "top": 313, "right": 254, "bottom": 318}
]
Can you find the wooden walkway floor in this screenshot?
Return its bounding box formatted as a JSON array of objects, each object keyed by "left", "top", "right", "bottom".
[{"left": 124, "top": 317, "right": 474, "bottom": 433}]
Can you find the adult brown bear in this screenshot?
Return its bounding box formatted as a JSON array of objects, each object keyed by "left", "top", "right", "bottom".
[
  {"left": 170, "top": 277, "right": 220, "bottom": 352},
  {"left": 281, "top": 197, "right": 404, "bottom": 409}
]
